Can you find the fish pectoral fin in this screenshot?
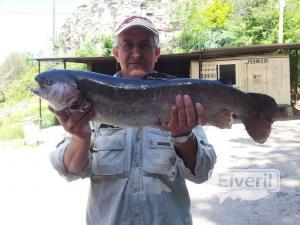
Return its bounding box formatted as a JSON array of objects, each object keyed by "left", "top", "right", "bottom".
[
  {"left": 205, "top": 109, "right": 233, "bottom": 129},
  {"left": 143, "top": 73, "right": 177, "bottom": 80},
  {"left": 68, "top": 108, "right": 85, "bottom": 113}
]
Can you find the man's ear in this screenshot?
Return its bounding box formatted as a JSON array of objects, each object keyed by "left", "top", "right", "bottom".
[
  {"left": 113, "top": 48, "right": 120, "bottom": 63},
  {"left": 155, "top": 47, "right": 160, "bottom": 62}
]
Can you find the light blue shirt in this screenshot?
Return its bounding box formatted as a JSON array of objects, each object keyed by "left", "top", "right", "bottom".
[{"left": 50, "top": 124, "right": 216, "bottom": 225}]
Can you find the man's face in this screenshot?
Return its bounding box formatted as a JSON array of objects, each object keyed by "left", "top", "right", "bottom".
[{"left": 113, "top": 27, "right": 160, "bottom": 78}]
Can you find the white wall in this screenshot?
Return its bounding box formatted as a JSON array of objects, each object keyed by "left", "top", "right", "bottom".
[{"left": 191, "top": 55, "right": 291, "bottom": 105}]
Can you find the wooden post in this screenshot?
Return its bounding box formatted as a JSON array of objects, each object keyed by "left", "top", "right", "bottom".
[
  {"left": 38, "top": 61, "right": 42, "bottom": 127},
  {"left": 198, "top": 55, "right": 203, "bottom": 79}
]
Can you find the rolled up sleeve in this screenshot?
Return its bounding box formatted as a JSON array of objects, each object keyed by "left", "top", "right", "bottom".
[
  {"left": 49, "top": 137, "right": 92, "bottom": 182},
  {"left": 176, "top": 126, "right": 216, "bottom": 183}
]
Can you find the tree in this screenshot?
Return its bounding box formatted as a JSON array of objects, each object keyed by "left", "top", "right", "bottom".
[
  {"left": 204, "top": 0, "right": 231, "bottom": 30},
  {"left": 226, "top": 0, "right": 279, "bottom": 45},
  {"left": 0, "top": 52, "right": 27, "bottom": 90},
  {"left": 171, "top": 0, "right": 231, "bottom": 52},
  {"left": 74, "top": 37, "right": 100, "bottom": 57},
  {"left": 284, "top": 0, "right": 300, "bottom": 43},
  {"left": 171, "top": 0, "right": 300, "bottom": 51},
  {"left": 101, "top": 35, "right": 113, "bottom": 56}
]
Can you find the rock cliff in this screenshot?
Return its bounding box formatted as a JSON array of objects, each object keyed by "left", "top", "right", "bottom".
[{"left": 57, "top": 0, "right": 183, "bottom": 56}]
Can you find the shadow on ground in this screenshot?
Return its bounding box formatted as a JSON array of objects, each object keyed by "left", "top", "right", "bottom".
[{"left": 188, "top": 119, "right": 300, "bottom": 225}]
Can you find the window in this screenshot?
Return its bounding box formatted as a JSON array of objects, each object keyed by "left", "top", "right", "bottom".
[{"left": 219, "top": 64, "right": 236, "bottom": 85}]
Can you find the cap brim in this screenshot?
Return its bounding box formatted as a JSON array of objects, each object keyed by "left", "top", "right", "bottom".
[{"left": 115, "top": 24, "right": 158, "bottom": 37}]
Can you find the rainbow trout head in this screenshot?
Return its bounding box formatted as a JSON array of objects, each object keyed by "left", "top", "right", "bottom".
[{"left": 31, "top": 72, "right": 84, "bottom": 111}]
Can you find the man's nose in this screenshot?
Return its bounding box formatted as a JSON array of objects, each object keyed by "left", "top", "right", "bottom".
[{"left": 131, "top": 45, "right": 142, "bottom": 56}]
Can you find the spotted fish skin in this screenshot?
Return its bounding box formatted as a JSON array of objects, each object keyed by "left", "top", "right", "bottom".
[{"left": 32, "top": 69, "right": 279, "bottom": 144}]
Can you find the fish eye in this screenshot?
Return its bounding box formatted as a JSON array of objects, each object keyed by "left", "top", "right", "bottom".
[{"left": 44, "top": 78, "right": 52, "bottom": 85}]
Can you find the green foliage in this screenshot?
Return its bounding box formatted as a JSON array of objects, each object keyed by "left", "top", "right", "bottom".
[
  {"left": 0, "top": 52, "right": 27, "bottom": 90},
  {"left": 204, "top": 0, "right": 231, "bottom": 30},
  {"left": 54, "top": 35, "right": 108, "bottom": 58},
  {"left": 0, "top": 53, "right": 39, "bottom": 107},
  {"left": 4, "top": 67, "right": 37, "bottom": 104},
  {"left": 101, "top": 35, "right": 113, "bottom": 56},
  {"left": 173, "top": 0, "right": 232, "bottom": 51},
  {"left": 55, "top": 34, "right": 113, "bottom": 57},
  {"left": 53, "top": 36, "right": 68, "bottom": 56},
  {"left": 171, "top": 0, "right": 300, "bottom": 51},
  {"left": 0, "top": 103, "right": 58, "bottom": 141},
  {"left": 284, "top": 0, "right": 300, "bottom": 43},
  {"left": 74, "top": 38, "right": 100, "bottom": 57},
  {"left": 171, "top": 0, "right": 206, "bottom": 51},
  {"left": 0, "top": 50, "right": 76, "bottom": 141},
  {"left": 0, "top": 106, "right": 27, "bottom": 140},
  {"left": 0, "top": 52, "right": 58, "bottom": 141},
  {"left": 228, "top": 0, "right": 278, "bottom": 45},
  {"left": 0, "top": 91, "right": 5, "bottom": 103},
  {"left": 41, "top": 109, "right": 59, "bottom": 128},
  {"left": 24, "top": 104, "right": 58, "bottom": 129},
  {"left": 0, "top": 122, "right": 24, "bottom": 140}
]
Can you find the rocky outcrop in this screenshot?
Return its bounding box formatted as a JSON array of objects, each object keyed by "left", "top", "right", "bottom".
[{"left": 56, "top": 0, "right": 182, "bottom": 56}]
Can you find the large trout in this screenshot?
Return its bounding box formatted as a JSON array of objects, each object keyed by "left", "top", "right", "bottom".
[{"left": 31, "top": 69, "right": 279, "bottom": 144}]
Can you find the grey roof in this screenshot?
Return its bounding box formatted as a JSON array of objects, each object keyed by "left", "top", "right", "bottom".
[{"left": 35, "top": 43, "right": 300, "bottom": 63}]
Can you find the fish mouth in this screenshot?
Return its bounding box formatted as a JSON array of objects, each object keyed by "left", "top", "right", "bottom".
[
  {"left": 31, "top": 81, "right": 45, "bottom": 97},
  {"left": 31, "top": 86, "right": 43, "bottom": 97},
  {"left": 31, "top": 86, "right": 40, "bottom": 93}
]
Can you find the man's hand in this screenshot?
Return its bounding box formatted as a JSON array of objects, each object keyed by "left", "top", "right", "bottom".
[
  {"left": 159, "top": 95, "right": 205, "bottom": 136},
  {"left": 157, "top": 94, "right": 204, "bottom": 174},
  {"left": 49, "top": 102, "right": 95, "bottom": 174},
  {"left": 48, "top": 102, "right": 94, "bottom": 141}
]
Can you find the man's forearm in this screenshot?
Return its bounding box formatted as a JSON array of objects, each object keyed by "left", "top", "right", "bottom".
[
  {"left": 174, "top": 136, "right": 198, "bottom": 174},
  {"left": 63, "top": 136, "right": 91, "bottom": 174}
]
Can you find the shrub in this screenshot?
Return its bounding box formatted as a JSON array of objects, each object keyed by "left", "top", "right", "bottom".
[{"left": 0, "top": 102, "right": 59, "bottom": 141}]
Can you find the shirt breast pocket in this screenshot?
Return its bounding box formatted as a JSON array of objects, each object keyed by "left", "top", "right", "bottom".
[
  {"left": 142, "top": 132, "right": 177, "bottom": 177},
  {"left": 92, "top": 132, "right": 128, "bottom": 177}
]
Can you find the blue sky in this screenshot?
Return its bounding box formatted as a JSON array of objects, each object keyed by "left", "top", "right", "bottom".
[{"left": 0, "top": 0, "right": 87, "bottom": 62}]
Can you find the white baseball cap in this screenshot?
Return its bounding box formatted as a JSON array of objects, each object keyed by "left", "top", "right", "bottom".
[{"left": 115, "top": 16, "right": 159, "bottom": 37}]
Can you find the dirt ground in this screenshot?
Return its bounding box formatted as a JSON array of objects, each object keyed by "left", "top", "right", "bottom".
[
  {"left": 0, "top": 118, "right": 299, "bottom": 225},
  {"left": 189, "top": 117, "right": 300, "bottom": 225}
]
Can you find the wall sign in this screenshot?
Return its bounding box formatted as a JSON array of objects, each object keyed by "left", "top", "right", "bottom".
[{"left": 247, "top": 58, "right": 269, "bottom": 64}]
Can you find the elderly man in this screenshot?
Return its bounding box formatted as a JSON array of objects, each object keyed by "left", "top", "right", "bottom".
[{"left": 50, "top": 16, "right": 227, "bottom": 225}]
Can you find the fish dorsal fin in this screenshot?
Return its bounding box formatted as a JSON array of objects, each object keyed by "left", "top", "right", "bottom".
[{"left": 143, "top": 73, "right": 177, "bottom": 80}]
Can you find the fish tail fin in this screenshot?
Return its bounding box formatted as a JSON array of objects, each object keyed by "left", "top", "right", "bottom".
[{"left": 241, "top": 93, "right": 278, "bottom": 144}]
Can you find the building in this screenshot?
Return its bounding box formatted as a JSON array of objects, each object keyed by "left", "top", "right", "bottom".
[{"left": 191, "top": 54, "right": 291, "bottom": 106}]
